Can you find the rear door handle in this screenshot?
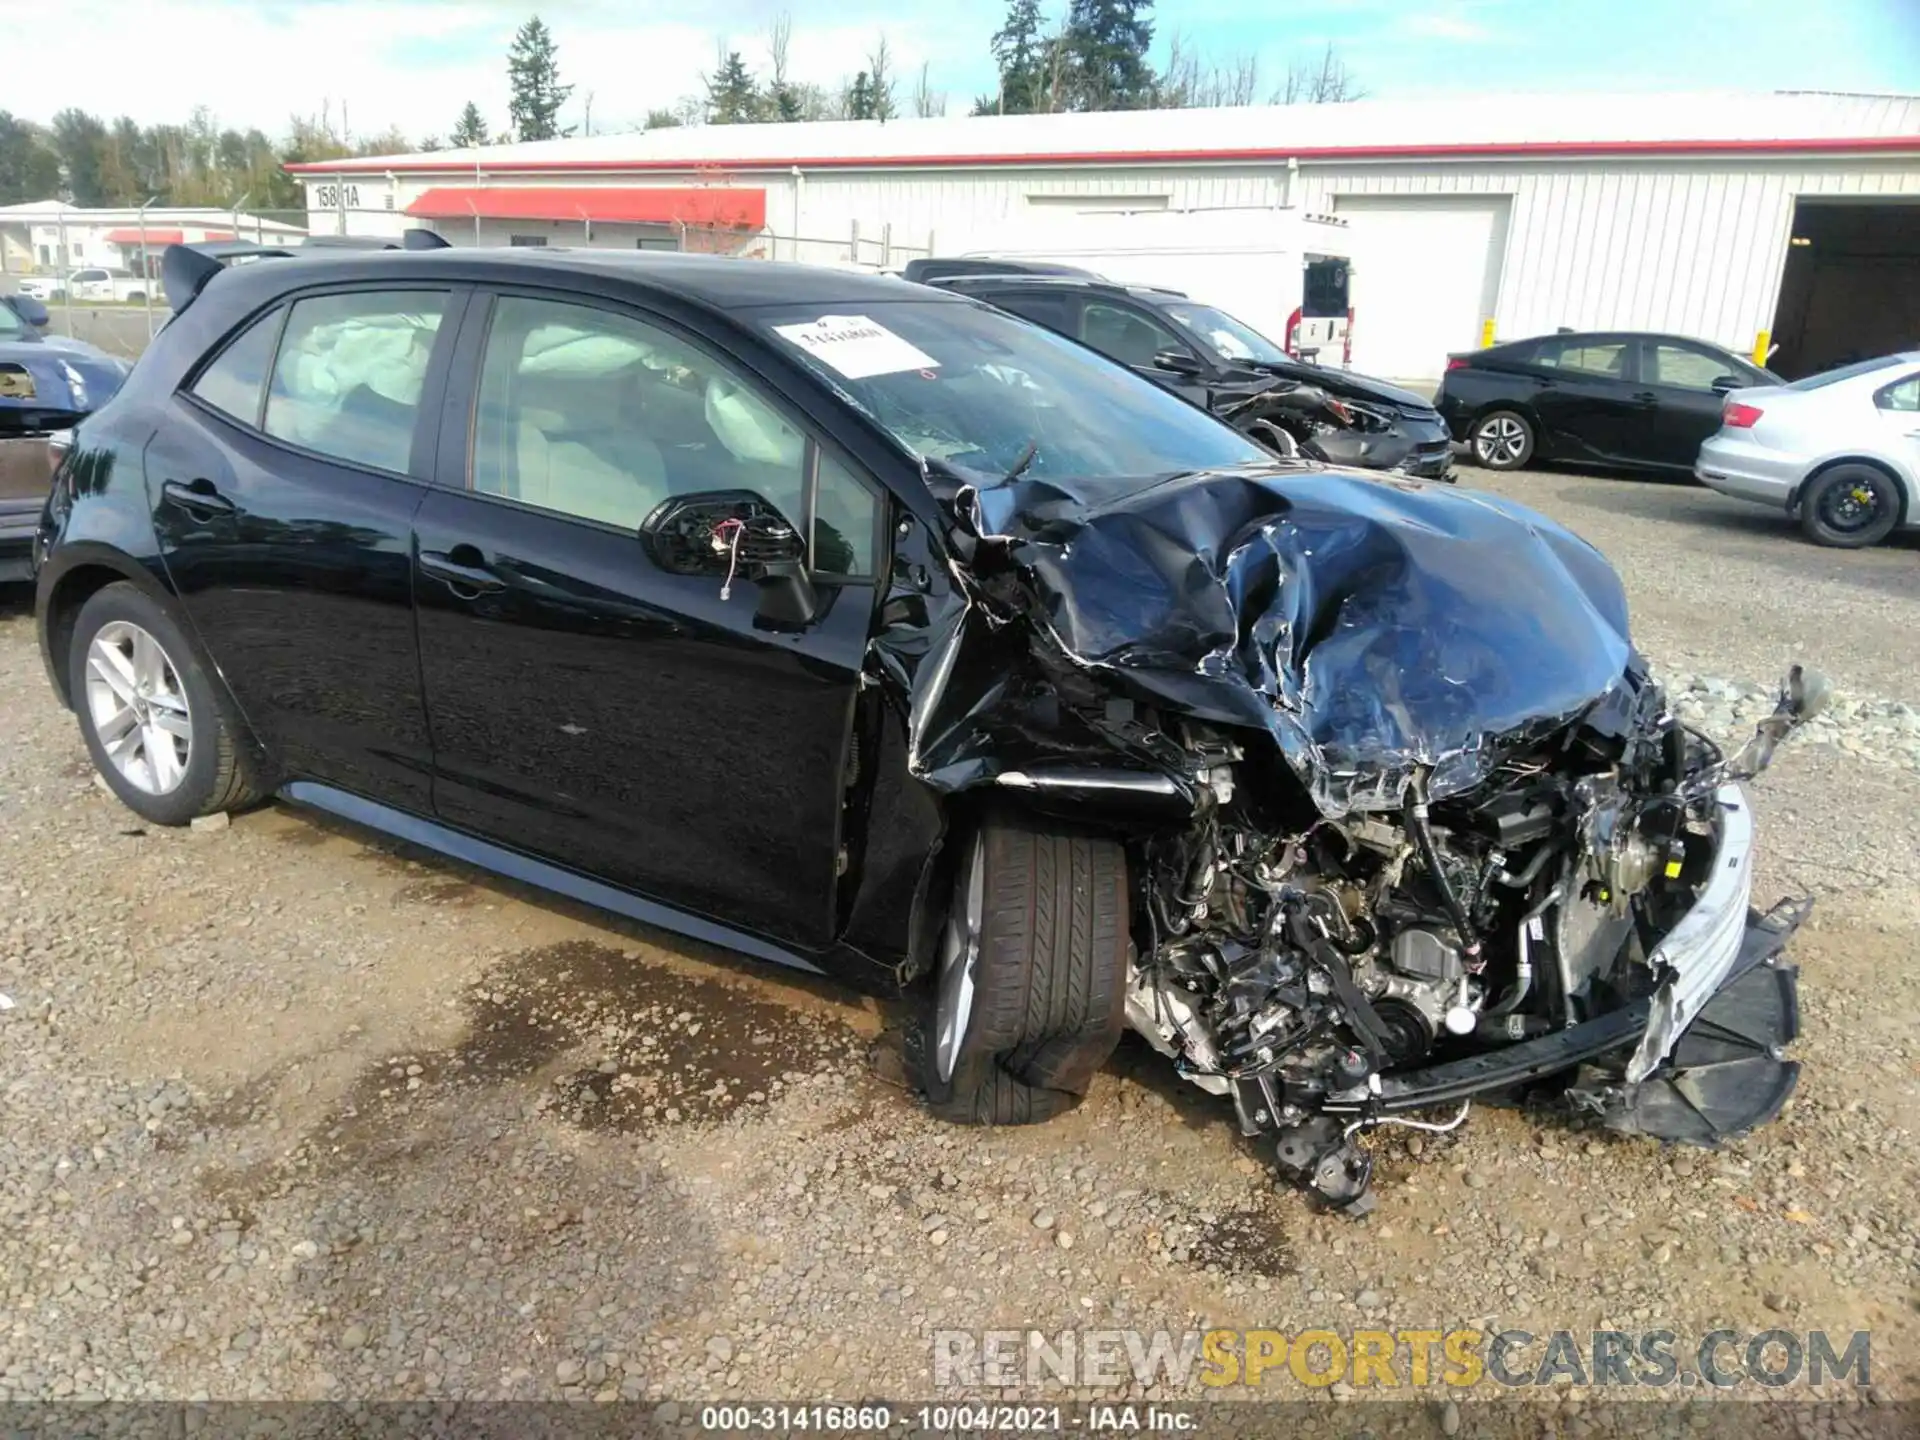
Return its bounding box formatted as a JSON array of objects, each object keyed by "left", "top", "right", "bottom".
[
  {"left": 160, "top": 478, "right": 235, "bottom": 515},
  {"left": 1630, "top": 391, "right": 1661, "bottom": 406},
  {"left": 419, "top": 546, "right": 506, "bottom": 596}
]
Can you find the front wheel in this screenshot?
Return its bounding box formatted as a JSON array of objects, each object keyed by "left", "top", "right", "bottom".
[
  {"left": 1471, "top": 409, "right": 1535, "bottom": 470},
  {"left": 1798, "top": 465, "right": 1901, "bottom": 549},
  {"left": 68, "top": 582, "right": 266, "bottom": 826},
  {"left": 922, "top": 812, "right": 1130, "bottom": 1125}
]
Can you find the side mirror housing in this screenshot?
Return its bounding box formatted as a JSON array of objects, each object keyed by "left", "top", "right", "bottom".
[
  {"left": 638, "top": 489, "right": 820, "bottom": 631},
  {"left": 4, "top": 295, "right": 49, "bottom": 331},
  {"left": 1710, "top": 374, "right": 1744, "bottom": 395},
  {"left": 1151, "top": 349, "right": 1205, "bottom": 378}
]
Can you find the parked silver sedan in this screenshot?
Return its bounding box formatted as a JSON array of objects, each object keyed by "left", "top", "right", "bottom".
[{"left": 1697, "top": 353, "right": 1920, "bottom": 548}]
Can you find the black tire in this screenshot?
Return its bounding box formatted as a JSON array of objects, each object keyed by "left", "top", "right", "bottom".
[
  {"left": 1798, "top": 464, "right": 1902, "bottom": 549},
  {"left": 922, "top": 812, "right": 1130, "bottom": 1126},
  {"left": 67, "top": 582, "right": 267, "bottom": 827},
  {"left": 1470, "top": 409, "right": 1536, "bottom": 471}
]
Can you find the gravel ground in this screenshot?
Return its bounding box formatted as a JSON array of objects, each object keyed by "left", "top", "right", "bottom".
[{"left": 1, "top": 463, "right": 1916, "bottom": 1432}]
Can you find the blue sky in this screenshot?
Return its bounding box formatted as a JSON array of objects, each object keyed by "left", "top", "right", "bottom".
[{"left": 26, "top": 0, "right": 1920, "bottom": 140}]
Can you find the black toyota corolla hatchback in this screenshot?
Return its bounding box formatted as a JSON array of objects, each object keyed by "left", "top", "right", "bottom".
[{"left": 32, "top": 238, "right": 1812, "bottom": 1209}]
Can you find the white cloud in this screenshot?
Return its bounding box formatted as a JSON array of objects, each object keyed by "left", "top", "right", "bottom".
[
  {"left": 1406, "top": 12, "right": 1495, "bottom": 42},
  {"left": 24, "top": 1, "right": 999, "bottom": 140}
]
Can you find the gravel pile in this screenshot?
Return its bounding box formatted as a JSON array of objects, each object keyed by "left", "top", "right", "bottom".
[
  {"left": 1665, "top": 670, "right": 1920, "bottom": 772},
  {"left": 4, "top": 468, "right": 1920, "bottom": 1425}
]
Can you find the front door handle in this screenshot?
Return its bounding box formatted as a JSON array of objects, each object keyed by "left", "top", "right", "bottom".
[
  {"left": 160, "top": 478, "right": 235, "bottom": 515},
  {"left": 419, "top": 547, "right": 506, "bottom": 597}
]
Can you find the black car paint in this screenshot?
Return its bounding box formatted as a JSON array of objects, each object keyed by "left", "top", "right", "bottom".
[
  {"left": 34, "top": 249, "right": 974, "bottom": 996},
  {"left": 1436, "top": 332, "right": 1772, "bottom": 473},
  {"left": 926, "top": 276, "right": 1455, "bottom": 480}
]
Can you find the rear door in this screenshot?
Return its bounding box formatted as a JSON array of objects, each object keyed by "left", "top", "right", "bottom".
[
  {"left": 1633, "top": 339, "right": 1751, "bottom": 469},
  {"left": 146, "top": 285, "right": 464, "bottom": 813},
  {"left": 413, "top": 289, "right": 884, "bottom": 949},
  {"left": 1523, "top": 335, "right": 1642, "bottom": 462},
  {"left": 1871, "top": 368, "right": 1920, "bottom": 493}
]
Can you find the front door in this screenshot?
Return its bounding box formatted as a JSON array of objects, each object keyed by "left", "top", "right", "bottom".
[
  {"left": 413, "top": 291, "right": 884, "bottom": 949},
  {"left": 1079, "top": 299, "right": 1214, "bottom": 406},
  {"left": 146, "top": 285, "right": 463, "bottom": 812},
  {"left": 1524, "top": 335, "right": 1641, "bottom": 463},
  {"left": 1633, "top": 339, "right": 1748, "bottom": 469}
]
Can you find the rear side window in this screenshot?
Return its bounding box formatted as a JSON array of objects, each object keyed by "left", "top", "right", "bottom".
[
  {"left": 991, "top": 291, "right": 1077, "bottom": 333},
  {"left": 1876, "top": 374, "right": 1920, "bottom": 412},
  {"left": 264, "top": 291, "right": 448, "bottom": 473},
  {"left": 190, "top": 310, "right": 284, "bottom": 426},
  {"left": 1530, "top": 338, "right": 1629, "bottom": 378}
]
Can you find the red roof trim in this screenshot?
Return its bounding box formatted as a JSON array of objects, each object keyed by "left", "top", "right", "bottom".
[
  {"left": 287, "top": 134, "right": 1920, "bottom": 176},
  {"left": 403, "top": 184, "right": 766, "bottom": 228}
]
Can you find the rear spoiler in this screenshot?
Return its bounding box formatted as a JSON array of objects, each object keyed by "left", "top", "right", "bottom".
[{"left": 160, "top": 229, "right": 452, "bottom": 314}]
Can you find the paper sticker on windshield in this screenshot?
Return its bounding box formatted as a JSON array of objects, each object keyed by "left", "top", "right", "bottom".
[{"left": 773, "top": 315, "right": 938, "bottom": 380}]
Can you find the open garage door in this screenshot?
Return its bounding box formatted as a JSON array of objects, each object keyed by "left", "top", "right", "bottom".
[
  {"left": 1770, "top": 199, "right": 1920, "bottom": 380},
  {"left": 1333, "top": 194, "right": 1509, "bottom": 390}
]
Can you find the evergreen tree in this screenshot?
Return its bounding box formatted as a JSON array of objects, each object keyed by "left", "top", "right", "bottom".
[
  {"left": 1064, "top": 0, "right": 1156, "bottom": 110},
  {"left": 51, "top": 109, "right": 109, "bottom": 205},
  {"left": 0, "top": 112, "right": 61, "bottom": 204},
  {"left": 451, "top": 102, "right": 490, "bottom": 148},
  {"left": 706, "top": 51, "right": 764, "bottom": 125},
  {"left": 507, "top": 16, "right": 574, "bottom": 141},
  {"left": 844, "top": 72, "right": 877, "bottom": 121},
  {"left": 989, "top": 0, "right": 1049, "bottom": 113},
  {"left": 643, "top": 108, "right": 683, "bottom": 130}
]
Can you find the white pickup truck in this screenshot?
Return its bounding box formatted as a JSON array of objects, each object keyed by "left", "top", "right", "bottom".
[{"left": 16, "top": 267, "right": 151, "bottom": 303}]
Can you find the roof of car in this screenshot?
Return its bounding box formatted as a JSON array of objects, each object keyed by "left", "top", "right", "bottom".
[
  {"left": 930, "top": 273, "right": 1189, "bottom": 303},
  {"left": 204, "top": 245, "right": 957, "bottom": 313}
]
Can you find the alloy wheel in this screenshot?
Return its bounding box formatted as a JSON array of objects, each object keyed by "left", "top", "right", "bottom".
[
  {"left": 1475, "top": 415, "right": 1527, "bottom": 466},
  {"left": 84, "top": 621, "right": 193, "bottom": 795},
  {"left": 932, "top": 833, "right": 986, "bottom": 1084}
]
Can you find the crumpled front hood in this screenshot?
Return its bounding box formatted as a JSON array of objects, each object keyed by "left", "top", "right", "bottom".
[{"left": 904, "top": 465, "right": 1636, "bottom": 816}]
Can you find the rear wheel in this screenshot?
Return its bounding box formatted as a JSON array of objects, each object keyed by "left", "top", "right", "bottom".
[
  {"left": 1798, "top": 464, "right": 1901, "bottom": 549},
  {"left": 68, "top": 582, "right": 266, "bottom": 827},
  {"left": 922, "top": 812, "right": 1131, "bottom": 1125},
  {"left": 1471, "top": 409, "right": 1535, "bottom": 470}
]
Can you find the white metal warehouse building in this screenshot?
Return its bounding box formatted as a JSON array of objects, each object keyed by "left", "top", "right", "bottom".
[{"left": 290, "top": 90, "right": 1920, "bottom": 386}]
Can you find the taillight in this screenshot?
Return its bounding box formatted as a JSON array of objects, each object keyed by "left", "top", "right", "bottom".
[
  {"left": 1445, "top": 356, "right": 1470, "bottom": 371},
  {"left": 1723, "top": 402, "right": 1764, "bottom": 429}
]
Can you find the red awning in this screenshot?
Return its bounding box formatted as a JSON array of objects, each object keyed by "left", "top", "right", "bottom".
[
  {"left": 404, "top": 186, "right": 766, "bottom": 230},
  {"left": 102, "top": 229, "right": 236, "bottom": 246}
]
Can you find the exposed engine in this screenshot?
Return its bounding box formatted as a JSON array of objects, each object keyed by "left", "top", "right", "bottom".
[{"left": 1124, "top": 664, "right": 1821, "bottom": 1212}]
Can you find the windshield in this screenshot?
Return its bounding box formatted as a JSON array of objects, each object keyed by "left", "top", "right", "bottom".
[
  {"left": 1162, "top": 301, "right": 1290, "bottom": 365},
  {"left": 755, "top": 299, "right": 1266, "bottom": 488}
]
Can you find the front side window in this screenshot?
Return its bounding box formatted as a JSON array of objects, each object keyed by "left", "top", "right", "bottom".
[
  {"left": 189, "top": 309, "right": 285, "bottom": 426},
  {"left": 757, "top": 299, "right": 1266, "bottom": 493},
  {"left": 263, "top": 290, "right": 448, "bottom": 473},
  {"left": 471, "top": 295, "right": 877, "bottom": 574},
  {"left": 1531, "top": 338, "right": 1629, "bottom": 378},
  {"left": 0, "top": 302, "right": 28, "bottom": 342},
  {"left": 1080, "top": 301, "right": 1187, "bottom": 369}
]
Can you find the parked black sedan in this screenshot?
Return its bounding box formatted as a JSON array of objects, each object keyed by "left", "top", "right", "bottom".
[
  {"left": 1437, "top": 330, "right": 1777, "bottom": 474},
  {"left": 923, "top": 272, "right": 1455, "bottom": 480},
  {"left": 31, "top": 240, "right": 1811, "bottom": 1209}
]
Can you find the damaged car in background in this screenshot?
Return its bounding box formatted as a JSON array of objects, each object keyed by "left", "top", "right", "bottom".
[{"left": 34, "top": 245, "right": 1815, "bottom": 1213}]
